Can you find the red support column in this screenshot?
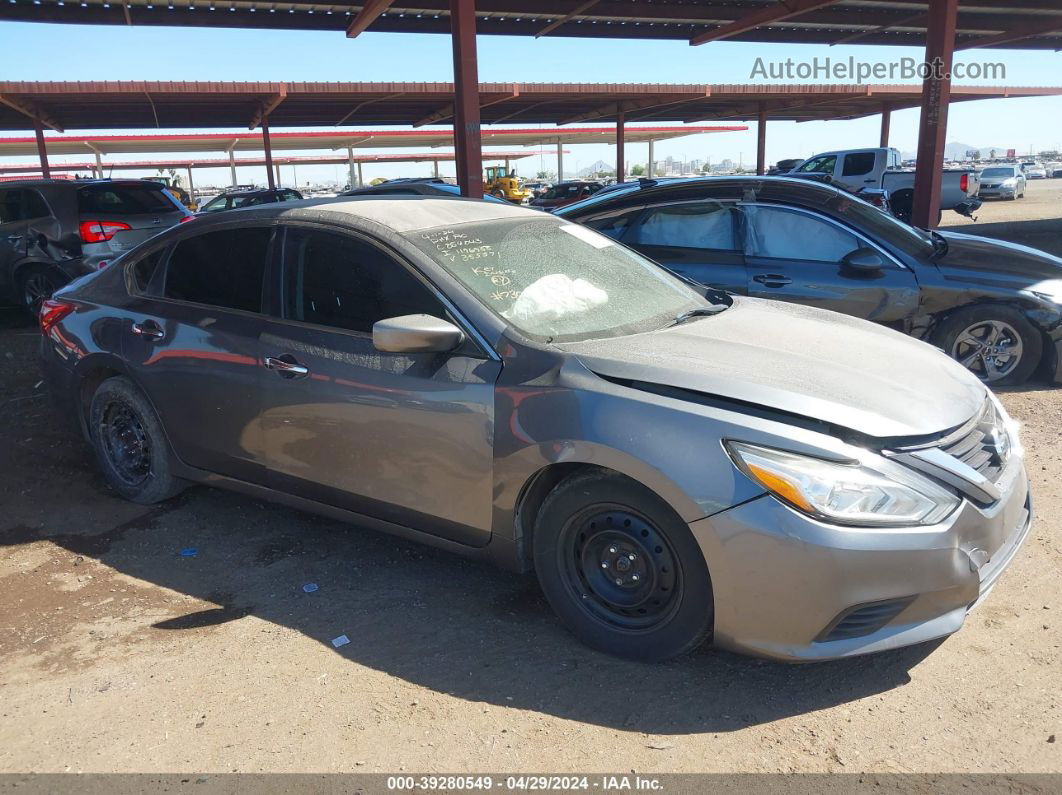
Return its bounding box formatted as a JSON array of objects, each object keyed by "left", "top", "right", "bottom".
[
  {"left": 879, "top": 103, "right": 892, "bottom": 148},
  {"left": 451, "top": 0, "right": 483, "bottom": 198},
  {"left": 756, "top": 103, "right": 767, "bottom": 176},
  {"left": 911, "top": 0, "right": 957, "bottom": 228},
  {"left": 33, "top": 116, "right": 50, "bottom": 179},
  {"left": 262, "top": 115, "right": 276, "bottom": 190},
  {"left": 616, "top": 111, "right": 625, "bottom": 182}
]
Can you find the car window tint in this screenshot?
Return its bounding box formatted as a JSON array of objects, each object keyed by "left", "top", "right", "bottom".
[
  {"left": 132, "top": 248, "right": 166, "bottom": 292},
  {"left": 630, "top": 202, "right": 737, "bottom": 250},
  {"left": 744, "top": 205, "right": 859, "bottom": 263},
  {"left": 842, "top": 152, "right": 876, "bottom": 177},
  {"left": 0, "top": 190, "right": 22, "bottom": 223},
  {"left": 582, "top": 209, "right": 642, "bottom": 240},
  {"left": 284, "top": 229, "right": 446, "bottom": 334},
  {"left": 165, "top": 227, "right": 270, "bottom": 312},
  {"left": 23, "top": 190, "right": 50, "bottom": 219},
  {"left": 798, "top": 155, "right": 836, "bottom": 174},
  {"left": 77, "top": 185, "right": 176, "bottom": 215}
]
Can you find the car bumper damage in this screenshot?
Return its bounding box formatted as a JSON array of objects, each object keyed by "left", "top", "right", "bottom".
[{"left": 690, "top": 444, "right": 1031, "bottom": 662}]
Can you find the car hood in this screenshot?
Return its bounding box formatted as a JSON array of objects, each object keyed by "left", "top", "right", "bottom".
[
  {"left": 559, "top": 297, "right": 985, "bottom": 440},
  {"left": 936, "top": 230, "right": 1062, "bottom": 286}
]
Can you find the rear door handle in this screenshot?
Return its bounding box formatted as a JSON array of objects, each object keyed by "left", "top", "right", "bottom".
[
  {"left": 264, "top": 355, "right": 309, "bottom": 378},
  {"left": 752, "top": 273, "right": 793, "bottom": 287},
  {"left": 131, "top": 320, "right": 165, "bottom": 339}
]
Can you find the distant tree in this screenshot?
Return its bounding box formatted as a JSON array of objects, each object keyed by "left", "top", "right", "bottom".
[
  {"left": 536, "top": 170, "right": 550, "bottom": 179},
  {"left": 630, "top": 164, "right": 646, "bottom": 176}
]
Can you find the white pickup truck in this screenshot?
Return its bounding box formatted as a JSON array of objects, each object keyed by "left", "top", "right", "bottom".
[{"left": 787, "top": 147, "right": 982, "bottom": 224}]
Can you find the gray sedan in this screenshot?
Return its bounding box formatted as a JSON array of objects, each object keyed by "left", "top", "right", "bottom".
[{"left": 39, "top": 197, "right": 1031, "bottom": 662}]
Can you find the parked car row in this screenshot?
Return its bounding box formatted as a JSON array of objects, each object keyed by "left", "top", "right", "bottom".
[{"left": 39, "top": 195, "right": 1032, "bottom": 665}]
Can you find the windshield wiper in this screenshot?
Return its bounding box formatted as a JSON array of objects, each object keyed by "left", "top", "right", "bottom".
[{"left": 665, "top": 306, "right": 726, "bottom": 329}]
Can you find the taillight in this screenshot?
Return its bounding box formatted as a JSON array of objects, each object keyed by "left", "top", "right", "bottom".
[
  {"left": 39, "top": 299, "right": 75, "bottom": 336},
  {"left": 179, "top": 215, "right": 195, "bottom": 224},
  {"left": 79, "top": 220, "right": 132, "bottom": 243},
  {"left": 960, "top": 173, "right": 968, "bottom": 193}
]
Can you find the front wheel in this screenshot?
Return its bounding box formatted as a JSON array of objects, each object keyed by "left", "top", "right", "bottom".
[
  {"left": 533, "top": 471, "right": 713, "bottom": 661},
  {"left": 931, "top": 305, "right": 1042, "bottom": 386},
  {"left": 89, "top": 377, "right": 186, "bottom": 504}
]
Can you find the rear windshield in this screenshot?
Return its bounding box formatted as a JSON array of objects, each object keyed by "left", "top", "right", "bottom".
[{"left": 78, "top": 184, "right": 177, "bottom": 215}]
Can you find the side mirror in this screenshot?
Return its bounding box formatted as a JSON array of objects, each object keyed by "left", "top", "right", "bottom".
[
  {"left": 372, "top": 314, "right": 465, "bottom": 354},
  {"left": 841, "top": 247, "right": 885, "bottom": 273}
]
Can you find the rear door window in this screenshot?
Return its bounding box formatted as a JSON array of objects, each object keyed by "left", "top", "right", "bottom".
[
  {"left": 164, "top": 227, "right": 272, "bottom": 313},
  {"left": 629, "top": 201, "right": 738, "bottom": 251},
  {"left": 841, "top": 151, "right": 877, "bottom": 177},
  {"left": 78, "top": 184, "right": 178, "bottom": 215}
]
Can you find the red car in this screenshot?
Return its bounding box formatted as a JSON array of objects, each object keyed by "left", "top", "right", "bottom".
[{"left": 529, "top": 181, "right": 603, "bottom": 210}]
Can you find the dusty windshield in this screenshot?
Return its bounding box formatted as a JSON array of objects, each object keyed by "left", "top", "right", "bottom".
[{"left": 407, "top": 217, "right": 709, "bottom": 343}]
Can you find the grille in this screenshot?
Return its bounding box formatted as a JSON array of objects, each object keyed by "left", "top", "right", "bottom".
[
  {"left": 938, "top": 400, "right": 1010, "bottom": 485},
  {"left": 816, "top": 596, "right": 916, "bottom": 643}
]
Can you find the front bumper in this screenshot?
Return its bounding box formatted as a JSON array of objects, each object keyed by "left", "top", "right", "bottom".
[
  {"left": 690, "top": 462, "right": 1031, "bottom": 661},
  {"left": 978, "top": 187, "right": 1017, "bottom": 198}
]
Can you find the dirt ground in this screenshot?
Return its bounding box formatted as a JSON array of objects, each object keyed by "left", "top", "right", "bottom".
[{"left": 1, "top": 188, "right": 1061, "bottom": 775}]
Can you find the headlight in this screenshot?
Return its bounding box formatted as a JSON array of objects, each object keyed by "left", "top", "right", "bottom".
[
  {"left": 1002, "top": 178, "right": 1017, "bottom": 187},
  {"left": 726, "top": 442, "right": 960, "bottom": 528}
]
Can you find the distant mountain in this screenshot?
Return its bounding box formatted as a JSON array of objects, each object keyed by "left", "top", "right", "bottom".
[
  {"left": 576, "top": 160, "right": 613, "bottom": 177},
  {"left": 900, "top": 142, "right": 1011, "bottom": 160}
]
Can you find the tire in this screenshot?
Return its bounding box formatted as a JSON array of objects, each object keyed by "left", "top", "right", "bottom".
[
  {"left": 533, "top": 471, "right": 713, "bottom": 661},
  {"left": 891, "top": 191, "right": 913, "bottom": 225},
  {"left": 17, "top": 265, "right": 67, "bottom": 317},
  {"left": 492, "top": 190, "right": 507, "bottom": 201},
  {"left": 930, "top": 305, "right": 1042, "bottom": 386},
  {"left": 88, "top": 376, "right": 186, "bottom": 504}
]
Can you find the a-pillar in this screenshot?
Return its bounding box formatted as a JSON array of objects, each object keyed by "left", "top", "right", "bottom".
[
  {"left": 911, "top": 0, "right": 958, "bottom": 229},
  {"left": 262, "top": 115, "right": 276, "bottom": 190},
  {"left": 880, "top": 103, "right": 892, "bottom": 148},
  {"left": 450, "top": 0, "right": 483, "bottom": 198},
  {"left": 756, "top": 103, "right": 767, "bottom": 176},
  {"left": 33, "top": 117, "right": 50, "bottom": 179},
  {"left": 616, "top": 112, "right": 625, "bottom": 182}
]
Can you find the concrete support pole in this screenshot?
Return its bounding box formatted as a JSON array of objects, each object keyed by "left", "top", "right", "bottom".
[
  {"left": 33, "top": 117, "right": 50, "bottom": 179},
  {"left": 557, "top": 141, "right": 563, "bottom": 182},
  {"left": 433, "top": 160, "right": 440, "bottom": 178},
  {"left": 756, "top": 103, "right": 767, "bottom": 176},
  {"left": 647, "top": 139, "right": 655, "bottom": 178},
  {"left": 185, "top": 166, "right": 195, "bottom": 200},
  {"left": 450, "top": 0, "right": 483, "bottom": 198},
  {"left": 348, "top": 147, "right": 357, "bottom": 188},
  {"left": 911, "top": 0, "right": 958, "bottom": 228},
  {"left": 94, "top": 151, "right": 104, "bottom": 179},
  {"left": 262, "top": 115, "right": 276, "bottom": 190},
  {"left": 357, "top": 162, "right": 364, "bottom": 188},
  {"left": 615, "top": 112, "right": 625, "bottom": 182},
  {"left": 229, "top": 149, "right": 238, "bottom": 188},
  {"left": 880, "top": 104, "right": 892, "bottom": 148},
  {"left": 275, "top": 163, "right": 281, "bottom": 187}
]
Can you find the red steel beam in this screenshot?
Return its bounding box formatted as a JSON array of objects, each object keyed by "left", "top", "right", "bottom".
[
  {"left": 691, "top": 0, "right": 844, "bottom": 46},
  {"left": 346, "top": 0, "right": 397, "bottom": 39},
  {"left": 262, "top": 114, "right": 276, "bottom": 190},
  {"left": 450, "top": 0, "right": 483, "bottom": 198},
  {"left": 249, "top": 87, "right": 287, "bottom": 131},
  {"left": 34, "top": 116, "right": 50, "bottom": 179},
  {"left": 911, "top": 0, "right": 958, "bottom": 229},
  {"left": 535, "top": 0, "right": 601, "bottom": 38}
]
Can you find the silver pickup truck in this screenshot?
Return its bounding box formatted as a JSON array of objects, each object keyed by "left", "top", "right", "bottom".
[{"left": 788, "top": 147, "right": 981, "bottom": 224}]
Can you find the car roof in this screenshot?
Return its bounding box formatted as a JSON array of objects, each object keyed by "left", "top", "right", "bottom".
[
  {"left": 215, "top": 195, "right": 542, "bottom": 233},
  {"left": 0, "top": 178, "right": 164, "bottom": 189}
]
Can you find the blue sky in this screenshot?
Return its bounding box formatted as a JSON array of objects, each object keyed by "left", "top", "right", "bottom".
[{"left": 3, "top": 21, "right": 1061, "bottom": 187}]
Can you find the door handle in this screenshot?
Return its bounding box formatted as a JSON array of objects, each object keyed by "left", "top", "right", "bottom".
[
  {"left": 131, "top": 320, "right": 165, "bottom": 339},
  {"left": 264, "top": 355, "right": 309, "bottom": 378},
  {"left": 752, "top": 273, "right": 793, "bottom": 287}
]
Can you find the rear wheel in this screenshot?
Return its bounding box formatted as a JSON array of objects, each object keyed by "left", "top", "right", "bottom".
[
  {"left": 492, "top": 189, "right": 507, "bottom": 201},
  {"left": 931, "top": 305, "right": 1042, "bottom": 386},
  {"left": 89, "top": 377, "right": 186, "bottom": 504},
  {"left": 533, "top": 471, "right": 713, "bottom": 661},
  {"left": 17, "top": 266, "right": 66, "bottom": 317}
]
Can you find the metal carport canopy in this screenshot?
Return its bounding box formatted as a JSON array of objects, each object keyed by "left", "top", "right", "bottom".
[{"left": 1, "top": 1, "right": 1060, "bottom": 49}]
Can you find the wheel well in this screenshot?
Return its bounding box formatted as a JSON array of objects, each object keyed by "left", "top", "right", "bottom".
[
  {"left": 77, "top": 367, "right": 123, "bottom": 436},
  {"left": 927, "top": 299, "right": 1055, "bottom": 374}
]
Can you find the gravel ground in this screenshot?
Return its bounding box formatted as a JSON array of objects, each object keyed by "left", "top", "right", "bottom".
[{"left": 1, "top": 192, "right": 1060, "bottom": 775}]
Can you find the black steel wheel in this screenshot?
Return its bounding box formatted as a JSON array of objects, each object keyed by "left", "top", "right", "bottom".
[
  {"left": 18, "top": 267, "right": 66, "bottom": 317},
  {"left": 89, "top": 377, "right": 186, "bottom": 504},
  {"left": 534, "top": 471, "right": 713, "bottom": 661}
]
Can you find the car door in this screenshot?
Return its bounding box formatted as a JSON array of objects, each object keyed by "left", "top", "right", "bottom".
[
  {"left": 257, "top": 224, "right": 501, "bottom": 546},
  {"left": 620, "top": 200, "right": 747, "bottom": 294},
  {"left": 122, "top": 224, "right": 274, "bottom": 483},
  {"left": 741, "top": 203, "right": 920, "bottom": 323},
  {"left": 0, "top": 190, "right": 30, "bottom": 288},
  {"left": 835, "top": 150, "right": 880, "bottom": 192}
]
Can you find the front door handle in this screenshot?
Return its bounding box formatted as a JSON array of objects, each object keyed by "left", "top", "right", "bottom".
[
  {"left": 264, "top": 355, "right": 309, "bottom": 378},
  {"left": 131, "top": 319, "right": 165, "bottom": 339},
  {"left": 752, "top": 273, "right": 793, "bottom": 287}
]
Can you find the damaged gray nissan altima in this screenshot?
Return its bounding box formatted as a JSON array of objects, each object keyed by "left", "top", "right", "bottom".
[{"left": 38, "top": 197, "right": 1031, "bottom": 662}]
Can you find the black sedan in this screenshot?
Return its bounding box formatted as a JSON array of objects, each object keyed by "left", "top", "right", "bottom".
[{"left": 556, "top": 176, "right": 1062, "bottom": 385}]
